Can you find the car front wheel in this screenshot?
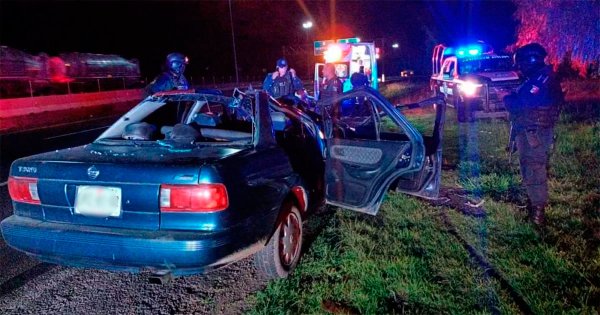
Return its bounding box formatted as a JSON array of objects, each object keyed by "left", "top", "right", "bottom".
[{"left": 254, "top": 202, "right": 303, "bottom": 279}]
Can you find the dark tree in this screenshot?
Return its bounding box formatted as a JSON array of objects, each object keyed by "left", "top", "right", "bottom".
[{"left": 513, "top": 0, "right": 600, "bottom": 76}]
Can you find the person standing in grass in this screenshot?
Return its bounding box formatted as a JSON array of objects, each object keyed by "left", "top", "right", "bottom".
[{"left": 502, "top": 43, "right": 563, "bottom": 226}]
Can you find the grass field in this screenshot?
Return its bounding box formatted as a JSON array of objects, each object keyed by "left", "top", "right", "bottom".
[{"left": 250, "top": 82, "right": 599, "bottom": 314}]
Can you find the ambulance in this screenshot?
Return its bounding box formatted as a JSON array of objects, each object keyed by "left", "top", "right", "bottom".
[{"left": 312, "top": 39, "right": 378, "bottom": 100}]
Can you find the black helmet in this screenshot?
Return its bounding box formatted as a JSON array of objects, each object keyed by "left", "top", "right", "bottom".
[
  {"left": 514, "top": 43, "right": 547, "bottom": 76},
  {"left": 166, "top": 52, "right": 188, "bottom": 75}
]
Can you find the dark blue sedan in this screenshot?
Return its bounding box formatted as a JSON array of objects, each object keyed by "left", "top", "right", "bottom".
[{"left": 1, "top": 87, "right": 445, "bottom": 279}]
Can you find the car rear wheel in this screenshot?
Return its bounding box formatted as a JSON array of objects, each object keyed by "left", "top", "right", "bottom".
[{"left": 254, "top": 202, "right": 303, "bottom": 279}]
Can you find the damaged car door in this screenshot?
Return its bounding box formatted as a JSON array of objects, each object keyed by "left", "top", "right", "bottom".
[{"left": 322, "top": 88, "right": 443, "bottom": 215}]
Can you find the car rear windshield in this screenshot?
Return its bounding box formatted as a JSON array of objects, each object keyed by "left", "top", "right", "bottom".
[
  {"left": 99, "top": 94, "right": 254, "bottom": 146},
  {"left": 460, "top": 56, "right": 513, "bottom": 74}
]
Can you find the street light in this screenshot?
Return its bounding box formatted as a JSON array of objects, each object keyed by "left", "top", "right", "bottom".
[
  {"left": 302, "top": 21, "right": 313, "bottom": 77},
  {"left": 392, "top": 43, "right": 399, "bottom": 49}
]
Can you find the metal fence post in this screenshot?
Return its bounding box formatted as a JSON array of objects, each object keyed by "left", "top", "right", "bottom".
[
  {"left": 29, "top": 80, "right": 34, "bottom": 97},
  {"left": 97, "top": 79, "right": 101, "bottom": 92}
]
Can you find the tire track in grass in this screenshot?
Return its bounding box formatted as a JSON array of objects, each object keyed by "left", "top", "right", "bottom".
[{"left": 430, "top": 192, "right": 534, "bottom": 314}]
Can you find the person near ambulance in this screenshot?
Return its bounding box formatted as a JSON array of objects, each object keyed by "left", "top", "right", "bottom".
[
  {"left": 262, "top": 58, "right": 304, "bottom": 98},
  {"left": 501, "top": 43, "right": 563, "bottom": 227},
  {"left": 145, "top": 52, "right": 190, "bottom": 97},
  {"left": 320, "top": 63, "right": 343, "bottom": 99},
  {"left": 350, "top": 65, "right": 369, "bottom": 89}
]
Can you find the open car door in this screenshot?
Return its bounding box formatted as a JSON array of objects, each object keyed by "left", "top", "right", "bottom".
[
  {"left": 392, "top": 97, "right": 446, "bottom": 200},
  {"left": 322, "top": 88, "right": 443, "bottom": 215}
]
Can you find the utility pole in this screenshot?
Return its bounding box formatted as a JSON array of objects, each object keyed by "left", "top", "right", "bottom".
[{"left": 228, "top": 0, "right": 239, "bottom": 84}]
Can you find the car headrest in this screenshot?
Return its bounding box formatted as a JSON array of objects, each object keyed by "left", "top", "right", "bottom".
[
  {"left": 167, "top": 124, "right": 201, "bottom": 143},
  {"left": 122, "top": 122, "right": 156, "bottom": 140},
  {"left": 193, "top": 113, "right": 220, "bottom": 127}
]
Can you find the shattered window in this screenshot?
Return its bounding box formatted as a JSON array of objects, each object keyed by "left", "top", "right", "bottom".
[
  {"left": 330, "top": 96, "right": 377, "bottom": 140},
  {"left": 99, "top": 95, "right": 253, "bottom": 144},
  {"left": 374, "top": 103, "right": 409, "bottom": 142}
]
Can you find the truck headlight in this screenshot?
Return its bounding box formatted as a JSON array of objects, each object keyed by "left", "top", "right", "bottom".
[{"left": 458, "top": 81, "right": 482, "bottom": 97}]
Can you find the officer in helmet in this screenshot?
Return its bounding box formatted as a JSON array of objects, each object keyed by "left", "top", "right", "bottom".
[
  {"left": 262, "top": 58, "right": 304, "bottom": 98},
  {"left": 145, "top": 52, "right": 190, "bottom": 96},
  {"left": 503, "top": 43, "right": 564, "bottom": 226}
]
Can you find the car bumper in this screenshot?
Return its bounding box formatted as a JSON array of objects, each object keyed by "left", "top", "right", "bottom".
[{"left": 1, "top": 215, "right": 265, "bottom": 275}]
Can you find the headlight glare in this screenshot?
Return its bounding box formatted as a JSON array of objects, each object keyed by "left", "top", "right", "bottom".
[{"left": 459, "top": 81, "right": 482, "bottom": 97}]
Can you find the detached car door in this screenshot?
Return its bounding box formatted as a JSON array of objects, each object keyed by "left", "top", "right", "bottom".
[{"left": 322, "top": 89, "right": 439, "bottom": 215}]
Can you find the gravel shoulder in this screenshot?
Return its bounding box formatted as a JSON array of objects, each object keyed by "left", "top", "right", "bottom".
[{"left": 0, "top": 256, "right": 267, "bottom": 315}]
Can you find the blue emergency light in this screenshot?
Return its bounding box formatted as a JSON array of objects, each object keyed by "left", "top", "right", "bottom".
[{"left": 443, "top": 43, "right": 491, "bottom": 58}]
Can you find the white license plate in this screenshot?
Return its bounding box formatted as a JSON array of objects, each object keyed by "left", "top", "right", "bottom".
[{"left": 75, "top": 186, "right": 122, "bottom": 217}]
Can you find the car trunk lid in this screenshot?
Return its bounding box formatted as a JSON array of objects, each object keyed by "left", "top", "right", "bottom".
[{"left": 11, "top": 143, "right": 245, "bottom": 230}]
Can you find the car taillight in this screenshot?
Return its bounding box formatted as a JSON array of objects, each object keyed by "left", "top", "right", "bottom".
[
  {"left": 160, "top": 183, "right": 228, "bottom": 212},
  {"left": 8, "top": 176, "right": 40, "bottom": 205}
]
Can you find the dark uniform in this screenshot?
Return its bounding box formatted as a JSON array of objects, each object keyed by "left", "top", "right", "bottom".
[
  {"left": 262, "top": 58, "right": 304, "bottom": 98},
  {"left": 146, "top": 72, "right": 189, "bottom": 95},
  {"left": 503, "top": 43, "right": 563, "bottom": 226},
  {"left": 263, "top": 72, "right": 303, "bottom": 98},
  {"left": 320, "top": 77, "right": 343, "bottom": 99},
  {"left": 145, "top": 52, "right": 189, "bottom": 97}
]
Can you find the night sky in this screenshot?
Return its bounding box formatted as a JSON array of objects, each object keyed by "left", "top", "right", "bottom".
[{"left": 0, "top": 0, "right": 517, "bottom": 79}]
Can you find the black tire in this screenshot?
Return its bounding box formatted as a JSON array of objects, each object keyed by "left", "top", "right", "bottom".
[{"left": 254, "top": 202, "right": 303, "bottom": 279}]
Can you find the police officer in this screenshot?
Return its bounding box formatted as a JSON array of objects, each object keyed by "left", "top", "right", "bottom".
[
  {"left": 503, "top": 43, "right": 563, "bottom": 226},
  {"left": 145, "top": 52, "right": 190, "bottom": 96},
  {"left": 262, "top": 58, "right": 304, "bottom": 98},
  {"left": 320, "top": 63, "right": 343, "bottom": 99}
]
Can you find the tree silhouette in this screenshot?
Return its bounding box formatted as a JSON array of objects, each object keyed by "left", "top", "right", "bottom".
[{"left": 512, "top": 0, "right": 600, "bottom": 76}]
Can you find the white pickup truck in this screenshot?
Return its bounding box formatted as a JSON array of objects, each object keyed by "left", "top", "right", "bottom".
[{"left": 430, "top": 43, "right": 521, "bottom": 122}]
